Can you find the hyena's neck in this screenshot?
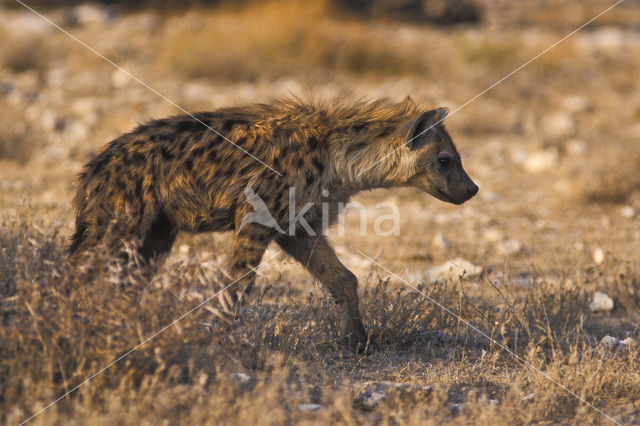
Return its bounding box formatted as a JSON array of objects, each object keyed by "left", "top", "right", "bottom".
[{"left": 325, "top": 138, "right": 411, "bottom": 194}]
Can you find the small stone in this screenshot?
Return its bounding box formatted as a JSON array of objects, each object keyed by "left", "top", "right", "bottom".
[
  {"left": 232, "top": 373, "right": 251, "bottom": 383},
  {"left": 542, "top": 112, "right": 575, "bottom": 139},
  {"left": 561, "top": 96, "right": 591, "bottom": 114},
  {"left": 111, "top": 69, "right": 132, "bottom": 88},
  {"left": 197, "top": 372, "right": 208, "bottom": 386},
  {"left": 522, "top": 393, "right": 535, "bottom": 402},
  {"left": 619, "top": 337, "right": 634, "bottom": 346},
  {"left": 566, "top": 139, "right": 586, "bottom": 155},
  {"left": 353, "top": 381, "right": 431, "bottom": 411},
  {"left": 593, "top": 248, "right": 605, "bottom": 265},
  {"left": 589, "top": 291, "right": 614, "bottom": 313},
  {"left": 497, "top": 239, "right": 522, "bottom": 256},
  {"left": 599, "top": 335, "right": 619, "bottom": 350},
  {"left": 620, "top": 206, "right": 636, "bottom": 219},
  {"left": 483, "top": 227, "right": 505, "bottom": 243},
  {"left": 523, "top": 150, "right": 558, "bottom": 173},
  {"left": 489, "top": 399, "right": 499, "bottom": 405},
  {"left": 431, "top": 232, "right": 451, "bottom": 251},
  {"left": 179, "top": 244, "right": 190, "bottom": 255},
  {"left": 298, "top": 404, "right": 323, "bottom": 412},
  {"left": 426, "top": 258, "right": 482, "bottom": 283}
]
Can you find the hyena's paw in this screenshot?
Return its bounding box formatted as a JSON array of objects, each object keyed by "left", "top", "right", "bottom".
[{"left": 341, "top": 317, "right": 376, "bottom": 355}]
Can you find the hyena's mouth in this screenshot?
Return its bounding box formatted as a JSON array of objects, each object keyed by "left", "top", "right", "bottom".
[{"left": 436, "top": 188, "right": 449, "bottom": 198}]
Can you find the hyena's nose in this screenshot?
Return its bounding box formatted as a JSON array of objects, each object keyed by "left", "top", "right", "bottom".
[{"left": 467, "top": 183, "right": 479, "bottom": 197}]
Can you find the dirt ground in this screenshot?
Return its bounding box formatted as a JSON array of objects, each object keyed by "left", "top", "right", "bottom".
[{"left": 1, "top": 1, "right": 640, "bottom": 424}]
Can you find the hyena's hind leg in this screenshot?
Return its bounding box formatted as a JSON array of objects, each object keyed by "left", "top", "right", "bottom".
[
  {"left": 138, "top": 210, "right": 177, "bottom": 268},
  {"left": 212, "top": 214, "right": 276, "bottom": 325}
]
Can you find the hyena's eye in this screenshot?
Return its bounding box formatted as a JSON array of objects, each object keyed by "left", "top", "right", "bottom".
[{"left": 437, "top": 156, "right": 451, "bottom": 168}]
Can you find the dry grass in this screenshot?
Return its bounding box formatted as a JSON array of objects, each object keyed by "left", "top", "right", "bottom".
[
  {"left": 160, "top": 1, "right": 429, "bottom": 82},
  {"left": 0, "top": 101, "right": 42, "bottom": 163},
  {"left": 0, "top": 30, "right": 50, "bottom": 74},
  {"left": 2, "top": 215, "right": 639, "bottom": 424}
]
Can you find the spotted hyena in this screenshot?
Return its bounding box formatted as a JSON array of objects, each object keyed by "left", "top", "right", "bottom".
[{"left": 70, "top": 98, "right": 478, "bottom": 351}]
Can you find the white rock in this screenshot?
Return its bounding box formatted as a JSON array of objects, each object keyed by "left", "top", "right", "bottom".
[
  {"left": 489, "top": 399, "right": 500, "bottom": 405},
  {"left": 592, "top": 248, "right": 605, "bottom": 265},
  {"left": 497, "top": 239, "right": 522, "bottom": 256},
  {"left": 620, "top": 206, "right": 636, "bottom": 219},
  {"left": 483, "top": 227, "right": 505, "bottom": 243},
  {"left": 522, "top": 393, "right": 535, "bottom": 402},
  {"left": 566, "top": 139, "right": 586, "bottom": 155},
  {"left": 73, "top": 4, "right": 116, "bottom": 25},
  {"left": 353, "top": 381, "right": 431, "bottom": 411},
  {"left": 561, "top": 96, "right": 591, "bottom": 114},
  {"left": 523, "top": 149, "right": 558, "bottom": 173},
  {"left": 232, "top": 373, "right": 251, "bottom": 383},
  {"left": 298, "top": 404, "right": 323, "bottom": 412},
  {"left": 431, "top": 232, "right": 451, "bottom": 251},
  {"left": 111, "top": 69, "right": 132, "bottom": 88},
  {"left": 589, "top": 291, "right": 614, "bottom": 313},
  {"left": 600, "top": 335, "right": 619, "bottom": 349},
  {"left": 619, "top": 337, "right": 634, "bottom": 346},
  {"left": 426, "top": 258, "right": 482, "bottom": 283},
  {"left": 178, "top": 244, "right": 190, "bottom": 255},
  {"left": 542, "top": 112, "right": 575, "bottom": 139}
]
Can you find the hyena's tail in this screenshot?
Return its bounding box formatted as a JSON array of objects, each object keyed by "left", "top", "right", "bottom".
[{"left": 68, "top": 168, "right": 94, "bottom": 256}]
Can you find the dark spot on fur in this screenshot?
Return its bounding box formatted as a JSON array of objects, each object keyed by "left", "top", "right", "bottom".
[
  {"left": 312, "top": 158, "right": 324, "bottom": 173},
  {"left": 90, "top": 155, "right": 110, "bottom": 176},
  {"left": 132, "top": 152, "right": 145, "bottom": 163},
  {"left": 161, "top": 146, "right": 175, "bottom": 161},
  {"left": 184, "top": 158, "right": 194, "bottom": 171},
  {"left": 175, "top": 120, "right": 204, "bottom": 133}
]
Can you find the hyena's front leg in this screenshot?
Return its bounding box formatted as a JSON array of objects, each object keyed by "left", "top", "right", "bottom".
[
  {"left": 276, "top": 234, "right": 370, "bottom": 352},
  {"left": 214, "top": 219, "right": 275, "bottom": 324}
]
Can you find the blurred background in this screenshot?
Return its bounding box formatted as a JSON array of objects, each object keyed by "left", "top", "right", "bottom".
[{"left": 1, "top": 0, "right": 639, "bottom": 260}]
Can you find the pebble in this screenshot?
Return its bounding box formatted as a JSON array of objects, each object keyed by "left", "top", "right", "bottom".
[
  {"left": 592, "top": 248, "right": 605, "bottom": 265},
  {"left": 541, "top": 112, "right": 575, "bottom": 139},
  {"left": 497, "top": 239, "right": 522, "bottom": 256},
  {"left": 599, "top": 335, "right": 619, "bottom": 350},
  {"left": 483, "top": 227, "right": 505, "bottom": 243},
  {"left": 523, "top": 149, "right": 558, "bottom": 173},
  {"left": 232, "top": 373, "right": 251, "bottom": 383},
  {"left": 426, "top": 258, "right": 482, "bottom": 283},
  {"left": 566, "top": 139, "right": 586, "bottom": 155},
  {"left": 353, "top": 381, "right": 432, "bottom": 411},
  {"left": 599, "top": 335, "right": 633, "bottom": 351},
  {"left": 111, "top": 69, "right": 133, "bottom": 88},
  {"left": 589, "top": 291, "right": 614, "bottom": 313},
  {"left": 620, "top": 206, "right": 636, "bottom": 219},
  {"left": 561, "top": 96, "right": 591, "bottom": 114},
  {"left": 298, "top": 404, "right": 323, "bottom": 412},
  {"left": 522, "top": 393, "right": 535, "bottom": 402}
]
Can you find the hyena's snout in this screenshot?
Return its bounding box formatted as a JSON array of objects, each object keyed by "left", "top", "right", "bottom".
[{"left": 451, "top": 170, "right": 479, "bottom": 204}]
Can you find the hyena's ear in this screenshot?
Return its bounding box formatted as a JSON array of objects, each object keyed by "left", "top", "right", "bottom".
[{"left": 405, "top": 107, "right": 449, "bottom": 150}]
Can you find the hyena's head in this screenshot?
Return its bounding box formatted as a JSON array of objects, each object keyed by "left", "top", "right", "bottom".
[{"left": 403, "top": 108, "right": 478, "bottom": 205}]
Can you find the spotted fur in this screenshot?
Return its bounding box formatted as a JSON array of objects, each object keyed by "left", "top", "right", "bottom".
[{"left": 70, "top": 97, "right": 478, "bottom": 351}]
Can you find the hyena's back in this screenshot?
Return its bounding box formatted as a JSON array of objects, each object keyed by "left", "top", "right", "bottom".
[{"left": 70, "top": 109, "right": 285, "bottom": 257}]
